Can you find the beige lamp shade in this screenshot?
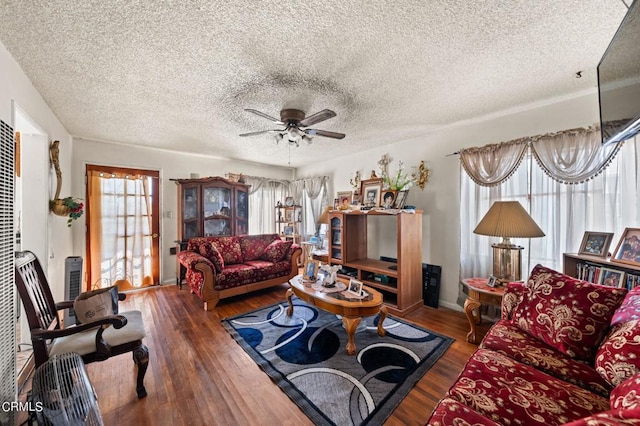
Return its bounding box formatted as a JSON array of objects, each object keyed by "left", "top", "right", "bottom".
[
  {"left": 473, "top": 201, "right": 545, "bottom": 240},
  {"left": 474, "top": 201, "right": 544, "bottom": 282},
  {"left": 317, "top": 206, "right": 332, "bottom": 225}
]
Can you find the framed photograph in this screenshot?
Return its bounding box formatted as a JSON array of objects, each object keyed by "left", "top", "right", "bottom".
[
  {"left": 487, "top": 275, "right": 498, "bottom": 288},
  {"left": 578, "top": 231, "right": 614, "bottom": 257},
  {"left": 599, "top": 268, "right": 625, "bottom": 288},
  {"left": 347, "top": 278, "right": 363, "bottom": 296},
  {"left": 381, "top": 190, "right": 396, "bottom": 209},
  {"left": 394, "top": 190, "right": 409, "bottom": 209},
  {"left": 285, "top": 209, "right": 294, "bottom": 222},
  {"left": 284, "top": 196, "right": 294, "bottom": 207},
  {"left": 303, "top": 260, "right": 318, "bottom": 281},
  {"left": 360, "top": 178, "right": 383, "bottom": 207},
  {"left": 337, "top": 191, "right": 353, "bottom": 210},
  {"left": 613, "top": 227, "right": 640, "bottom": 266},
  {"left": 283, "top": 225, "right": 294, "bottom": 236}
]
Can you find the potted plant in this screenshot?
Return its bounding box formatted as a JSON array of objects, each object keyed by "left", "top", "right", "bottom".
[{"left": 50, "top": 197, "right": 84, "bottom": 227}]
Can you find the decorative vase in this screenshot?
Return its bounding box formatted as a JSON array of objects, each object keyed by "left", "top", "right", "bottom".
[{"left": 51, "top": 199, "right": 71, "bottom": 216}]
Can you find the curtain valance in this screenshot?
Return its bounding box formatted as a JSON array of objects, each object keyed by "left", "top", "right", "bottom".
[{"left": 460, "top": 125, "right": 624, "bottom": 186}]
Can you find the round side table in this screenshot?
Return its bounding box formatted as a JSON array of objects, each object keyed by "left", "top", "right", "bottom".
[{"left": 460, "top": 278, "right": 506, "bottom": 344}]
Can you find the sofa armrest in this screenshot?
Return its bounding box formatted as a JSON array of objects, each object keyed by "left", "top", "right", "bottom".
[
  {"left": 501, "top": 281, "right": 526, "bottom": 320},
  {"left": 177, "top": 250, "right": 214, "bottom": 271}
]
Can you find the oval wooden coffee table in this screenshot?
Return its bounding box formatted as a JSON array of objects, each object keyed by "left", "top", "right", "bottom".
[{"left": 286, "top": 274, "right": 387, "bottom": 355}]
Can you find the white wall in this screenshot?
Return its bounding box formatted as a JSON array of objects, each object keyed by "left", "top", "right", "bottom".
[
  {"left": 0, "top": 40, "right": 73, "bottom": 301},
  {"left": 73, "top": 138, "right": 294, "bottom": 284},
  {"left": 297, "top": 91, "right": 601, "bottom": 310}
]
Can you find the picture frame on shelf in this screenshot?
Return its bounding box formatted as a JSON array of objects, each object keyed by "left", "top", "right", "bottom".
[
  {"left": 284, "top": 225, "right": 295, "bottom": 236},
  {"left": 613, "top": 227, "right": 640, "bottom": 266},
  {"left": 599, "top": 268, "right": 625, "bottom": 288},
  {"left": 347, "top": 278, "right": 363, "bottom": 296},
  {"left": 303, "top": 259, "right": 318, "bottom": 281},
  {"left": 360, "top": 178, "right": 383, "bottom": 207},
  {"left": 394, "top": 190, "right": 408, "bottom": 209},
  {"left": 381, "top": 190, "right": 396, "bottom": 209},
  {"left": 337, "top": 191, "right": 353, "bottom": 210},
  {"left": 284, "top": 196, "right": 294, "bottom": 207},
  {"left": 578, "top": 231, "right": 614, "bottom": 257},
  {"left": 487, "top": 275, "right": 498, "bottom": 288},
  {"left": 285, "top": 209, "right": 295, "bottom": 223}
]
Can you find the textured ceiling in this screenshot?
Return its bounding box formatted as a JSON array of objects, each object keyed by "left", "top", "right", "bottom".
[{"left": 0, "top": 1, "right": 630, "bottom": 167}]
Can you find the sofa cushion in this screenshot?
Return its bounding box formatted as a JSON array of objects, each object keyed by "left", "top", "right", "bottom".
[
  {"left": 198, "top": 242, "right": 224, "bottom": 273},
  {"left": 595, "top": 288, "right": 640, "bottom": 387},
  {"left": 512, "top": 264, "right": 627, "bottom": 360},
  {"left": 427, "top": 397, "right": 501, "bottom": 426},
  {"left": 610, "top": 371, "right": 640, "bottom": 411},
  {"left": 211, "top": 236, "right": 243, "bottom": 265},
  {"left": 480, "top": 320, "right": 612, "bottom": 397},
  {"left": 260, "top": 240, "right": 292, "bottom": 263},
  {"left": 445, "top": 348, "right": 610, "bottom": 425},
  {"left": 561, "top": 407, "right": 640, "bottom": 425},
  {"left": 595, "top": 319, "right": 640, "bottom": 387},
  {"left": 240, "top": 234, "right": 280, "bottom": 261}
]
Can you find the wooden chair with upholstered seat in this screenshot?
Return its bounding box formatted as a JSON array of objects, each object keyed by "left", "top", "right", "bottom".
[{"left": 15, "top": 251, "right": 149, "bottom": 399}]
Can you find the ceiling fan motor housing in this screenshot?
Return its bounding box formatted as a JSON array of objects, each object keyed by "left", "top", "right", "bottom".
[{"left": 280, "top": 109, "right": 306, "bottom": 124}]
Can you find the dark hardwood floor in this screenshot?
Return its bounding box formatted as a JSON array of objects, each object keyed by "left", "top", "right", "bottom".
[{"left": 20, "top": 283, "right": 491, "bottom": 426}]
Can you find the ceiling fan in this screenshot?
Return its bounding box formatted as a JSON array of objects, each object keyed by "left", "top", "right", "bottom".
[{"left": 240, "top": 108, "right": 345, "bottom": 146}]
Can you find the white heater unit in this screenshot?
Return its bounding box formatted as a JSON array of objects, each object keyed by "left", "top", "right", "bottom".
[{"left": 64, "top": 257, "right": 83, "bottom": 326}]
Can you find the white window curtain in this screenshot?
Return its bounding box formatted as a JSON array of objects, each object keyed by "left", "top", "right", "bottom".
[
  {"left": 301, "top": 177, "right": 328, "bottom": 237},
  {"left": 88, "top": 171, "right": 154, "bottom": 288},
  {"left": 460, "top": 137, "right": 639, "bottom": 281},
  {"left": 245, "top": 176, "right": 289, "bottom": 235}
]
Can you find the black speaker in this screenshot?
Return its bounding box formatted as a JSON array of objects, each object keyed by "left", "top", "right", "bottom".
[{"left": 423, "top": 264, "right": 442, "bottom": 308}]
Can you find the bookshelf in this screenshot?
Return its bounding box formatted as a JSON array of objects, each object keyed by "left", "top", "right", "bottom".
[
  {"left": 563, "top": 253, "right": 640, "bottom": 289},
  {"left": 328, "top": 210, "right": 423, "bottom": 317}
]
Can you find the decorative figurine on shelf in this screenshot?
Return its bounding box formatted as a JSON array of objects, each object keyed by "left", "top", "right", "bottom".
[
  {"left": 319, "top": 264, "right": 341, "bottom": 288},
  {"left": 350, "top": 171, "right": 361, "bottom": 191},
  {"left": 370, "top": 170, "right": 378, "bottom": 179}
]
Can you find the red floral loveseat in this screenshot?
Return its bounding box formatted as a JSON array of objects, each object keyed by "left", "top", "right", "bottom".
[
  {"left": 428, "top": 264, "right": 640, "bottom": 425},
  {"left": 177, "top": 234, "right": 301, "bottom": 310}
]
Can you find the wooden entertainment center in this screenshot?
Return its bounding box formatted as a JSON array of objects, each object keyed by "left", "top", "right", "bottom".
[{"left": 328, "top": 210, "right": 423, "bottom": 317}]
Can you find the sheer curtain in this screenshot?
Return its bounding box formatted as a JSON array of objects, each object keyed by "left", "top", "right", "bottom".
[
  {"left": 301, "top": 177, "right": 328, "bottom": 237},
  {"left": 460, "top": 137, "right": 638, "bottom": 281},
  {"left": 245, "top": 176, "right": 289, "bottom": 235},
  {"left": 87, "top": 170, "right": 155, "bottom": 289}
]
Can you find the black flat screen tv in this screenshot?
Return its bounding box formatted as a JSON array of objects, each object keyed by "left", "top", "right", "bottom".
[{"left": 598, "top": 0, "right": 640, "bottom": 145}]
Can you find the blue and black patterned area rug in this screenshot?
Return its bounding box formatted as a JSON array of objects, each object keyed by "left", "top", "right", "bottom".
[{"left": 222, "top": 299, "right": 454, "bottom": 425}]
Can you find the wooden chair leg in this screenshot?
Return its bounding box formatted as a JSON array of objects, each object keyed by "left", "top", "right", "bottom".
[{"left": 133, "top": 344, "right": 149, "bottom": 398}]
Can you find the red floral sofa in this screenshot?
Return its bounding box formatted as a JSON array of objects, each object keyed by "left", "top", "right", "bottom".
[
  {"left": 177, "top": 234, "right": 301, "bottom": 310},
  {"left": 428, "top": 264, "right": 640, "bottom": 425}
]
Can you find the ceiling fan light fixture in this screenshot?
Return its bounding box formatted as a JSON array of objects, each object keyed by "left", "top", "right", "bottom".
[
  {"left": 275, "top": 133, "right": 284, "bottom": 144},
  {"left": 302, "top": 134, "right": 313, "bottom": 144}
]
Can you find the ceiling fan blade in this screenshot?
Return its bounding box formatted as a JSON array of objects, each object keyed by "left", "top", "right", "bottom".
[
  {"left": 305, "top": 129, "right": 345, "bottom": 139},
  {"left": 239, "top": 130, "right": 279, "bottom": 137},
  {"left": 298, "top": 109, "right": 336, "bottom": 127},
  {"left": 244, "top": 109, "right": 284, "bottom": 125}
]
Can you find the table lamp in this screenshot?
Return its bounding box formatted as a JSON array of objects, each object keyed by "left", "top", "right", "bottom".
[{"left": 473, "top": 201, "right": 545, "bottom": 283}]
